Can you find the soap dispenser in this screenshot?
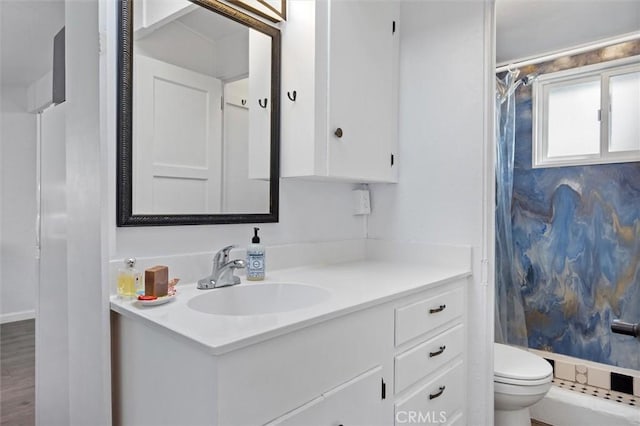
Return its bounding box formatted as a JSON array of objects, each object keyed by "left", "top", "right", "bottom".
[
  {"left": 117, "top": 258, "right": 142, "bottom": 299},
  {"left": 246, "top": 227, "right": 265, "bottom": 281}
]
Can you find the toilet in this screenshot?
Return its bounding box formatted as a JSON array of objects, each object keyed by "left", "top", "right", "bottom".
[{"left": 494, "top": 343, "right": 553, "bottom": 426}]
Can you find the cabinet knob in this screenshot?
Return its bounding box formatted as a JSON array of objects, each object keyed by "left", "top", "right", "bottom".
[{"left": 334, "top": 128, "right": 343, "bottom": 138}]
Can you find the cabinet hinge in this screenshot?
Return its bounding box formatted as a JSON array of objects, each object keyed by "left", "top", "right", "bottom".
[
  {"left": 481, "top": 258, "right": 489, "bottom": 286},
  {"left": 597, "top": 109, "right": 601, "bottom": 121},
  {"left": 220, "top": 96, "right": 224, "bottom": 110},
  {"left": 392, "top": 21, "right": 396, "bottom": 34},
  {"left": 390, "top": 153, "right": 395, "bottom": 167},
  {"left": 381, "top": 378, "right": 386, "bottom": 400}
]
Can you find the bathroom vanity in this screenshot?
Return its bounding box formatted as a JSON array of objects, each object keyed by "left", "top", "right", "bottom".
[{"left": 111, "top": 259, "right": 470, "bottom": 425}]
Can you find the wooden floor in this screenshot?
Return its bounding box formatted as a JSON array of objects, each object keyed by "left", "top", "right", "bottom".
[{"left": 0, "top": 320, "right": 35, "bottom": 426}]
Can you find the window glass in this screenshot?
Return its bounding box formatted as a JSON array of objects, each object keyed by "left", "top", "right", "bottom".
[
  {"left": 546, "top": 79, "right": 601, "bottom": 158},
  {"left": 609, "top": 71, "right": 640, "bottom": 152}
]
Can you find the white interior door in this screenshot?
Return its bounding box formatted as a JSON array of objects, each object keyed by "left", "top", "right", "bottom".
[
  {"left": 134, "top": 54, "right": 222, "bottom": 214},
  {"left": 36, "top": 103, "right": 69, "bottom": 426}
]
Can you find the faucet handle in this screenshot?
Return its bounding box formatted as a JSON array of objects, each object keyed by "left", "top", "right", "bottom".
[
  {"left": 214, "top": 245, "right": 235, "bottom": 264},
  {"left": 220, "top": 244, "right": 235, "bottom": 257}
]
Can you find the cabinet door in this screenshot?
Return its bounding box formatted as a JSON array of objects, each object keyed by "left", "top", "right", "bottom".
[
  {"left": 268, "top": 366, "right": 386, "bottom": 426},
  {"left": 327, "top": 1, "right": 399, "bottom": 182}
]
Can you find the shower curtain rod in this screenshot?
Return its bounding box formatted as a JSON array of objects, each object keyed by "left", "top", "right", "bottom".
[{"left": 496, "top": 31, "right": 640, "bottom": 73}]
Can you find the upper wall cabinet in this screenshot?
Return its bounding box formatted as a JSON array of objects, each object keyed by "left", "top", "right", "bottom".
[{"left": 281, "top": 0, "right": 400, "bottom": 183}]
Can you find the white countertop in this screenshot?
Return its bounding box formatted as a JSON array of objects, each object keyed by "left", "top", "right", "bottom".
[{"left": 110, "top": 259, "right": 471, "bottom": 355}]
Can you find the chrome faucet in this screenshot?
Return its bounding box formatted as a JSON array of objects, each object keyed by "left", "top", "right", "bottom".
[{"left": 197, "top": 245, "right": 246, "bottom": 289}]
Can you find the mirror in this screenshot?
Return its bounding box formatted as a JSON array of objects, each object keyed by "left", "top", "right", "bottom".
[{"left": 117, "top": 0, "right": 280, "bottom": 226}]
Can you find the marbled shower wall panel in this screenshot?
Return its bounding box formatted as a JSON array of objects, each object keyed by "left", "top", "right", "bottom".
[{"left": 507, "top": 41, "right": 640, "bottom": 370}]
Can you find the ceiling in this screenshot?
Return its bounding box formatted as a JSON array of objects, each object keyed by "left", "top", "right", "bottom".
[
  {"left": 0, "top": 0, "right": 65, "bottom": 87},
  {"left": 2, "top": 0, "right": 638, "bottom": 85},
  {"left": 176, "top": 7, "right": 245, "bottom": 42},
  {"left": 496, "top": 0, "right": 640, "bottom": 64}
]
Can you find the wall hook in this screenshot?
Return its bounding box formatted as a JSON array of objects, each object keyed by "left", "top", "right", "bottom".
[
  {"left": 258, "top": 98, "right": 268, "bottom": 108},
  {"left": 287, "top": 90, "right": 297, "bottom": 102},
  {"left": 241, "top": 99, "right": 246, "bottom": 106}
]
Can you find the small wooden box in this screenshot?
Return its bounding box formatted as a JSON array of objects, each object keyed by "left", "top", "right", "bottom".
[{"left": 145, "top": 265, "right": 168, "bottom": 297}]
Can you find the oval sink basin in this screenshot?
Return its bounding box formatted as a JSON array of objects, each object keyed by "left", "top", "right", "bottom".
[{"left": 187, "top": 283, "right": 331, "bottom": 316}]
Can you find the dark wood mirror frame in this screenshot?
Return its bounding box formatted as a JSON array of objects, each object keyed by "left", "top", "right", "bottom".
[
  {"left": 117, "top": 0, "right": 280, "bottom": 226},
  {"left": 228, "top": 0, "right": 286, "bottom": 23}
]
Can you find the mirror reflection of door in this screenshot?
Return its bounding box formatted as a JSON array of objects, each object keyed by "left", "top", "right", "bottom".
[
  {"left": 134, "top": 54, "right": 223, "bottom": 214},
  {"left": 132, "top": 2, "right": 271, "bottom": 215}
]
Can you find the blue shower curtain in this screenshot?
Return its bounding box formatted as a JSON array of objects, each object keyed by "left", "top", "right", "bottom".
[{"left": 495, "top": 71, "right": 528, "bottom": 346}]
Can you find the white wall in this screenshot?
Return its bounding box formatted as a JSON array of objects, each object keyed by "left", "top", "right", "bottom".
[
  {"left": 113, "top": 179, "right": 365, "bottom": 259},
  {"left": 222, "top": 80, "right": 270, "bottom": 213},
  {"left": 66, "top": 0, "right": 111, "bottom": 423},
  {"left": 0, "top": 84, "right": 37, "bottom": 322},
  {"left": 37, "top": 102, "right": 70, "bottom": 426},
  {"left": 108, "top": 2, "right": 365, "bottom": 275},
  {"left": 215, "top": 31, "right": 249, "bottom": 80},
  {"left": 368, "top": 1, "right": 493, "bottom": 423}
]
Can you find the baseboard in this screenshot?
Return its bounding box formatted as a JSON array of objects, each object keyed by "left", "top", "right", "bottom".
[{"left": 0, "top": 310, "right": 36, "bottom": 324}]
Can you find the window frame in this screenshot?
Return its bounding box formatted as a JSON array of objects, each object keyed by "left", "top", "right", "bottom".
[{"left": 532, "top": 55, "right": 640, "bottom": 168}]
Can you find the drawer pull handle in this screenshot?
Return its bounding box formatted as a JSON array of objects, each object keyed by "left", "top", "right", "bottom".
[
  {"left": 429, "top": 386, "right": 446, "bottom": 400},
  {"left": 429, "top": 345, "right": 446, "bottom": 357},
  {"left": 429, "top": 304, "right": 446, "bottom": 314}
]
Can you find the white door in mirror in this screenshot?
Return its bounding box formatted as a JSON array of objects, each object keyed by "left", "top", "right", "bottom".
[{"left": 134, "top": 55, "right": 223, "bottom": 214}]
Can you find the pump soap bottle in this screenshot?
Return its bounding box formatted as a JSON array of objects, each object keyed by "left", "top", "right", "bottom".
[
  {"left": 117, "top": 258, "right": 142, "bottom": 299},
  {"left": 247, "top": 227, "right": 265, "bottom": 281}
]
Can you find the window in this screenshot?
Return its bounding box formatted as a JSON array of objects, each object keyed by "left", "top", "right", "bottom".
[{"left": 533, "top": 56, "right": 640, "bottom": 168}]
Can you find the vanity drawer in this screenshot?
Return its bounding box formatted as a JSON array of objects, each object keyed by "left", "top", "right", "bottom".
[
  {"left": 394, "top": 362, "right": 463, "bottom": 426},
  {"left": 395, "top": 324, "right": 463, "bottom": 394},
  {"left": 395, "top": 286, "right": 463, "bottom": 346}
]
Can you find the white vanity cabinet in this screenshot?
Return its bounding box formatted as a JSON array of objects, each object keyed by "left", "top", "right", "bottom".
[
  {"left": 280, "top": 0, "right": 400, "bottom": 183},
  {"left": 392, "top": 285, "right": 467, "bottom": 425},
  {"left": 111, "top": 277, "right": 467, "bottom": 425}
]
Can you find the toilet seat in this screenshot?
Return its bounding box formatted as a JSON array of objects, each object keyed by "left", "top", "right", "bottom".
[{"left": 494, "top": 343, "right": 553, "bottom": 386}]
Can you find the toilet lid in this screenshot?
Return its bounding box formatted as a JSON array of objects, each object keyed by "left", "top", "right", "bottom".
[{"left": 494, "top": 343, "right": 553, "bottom": 382}]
